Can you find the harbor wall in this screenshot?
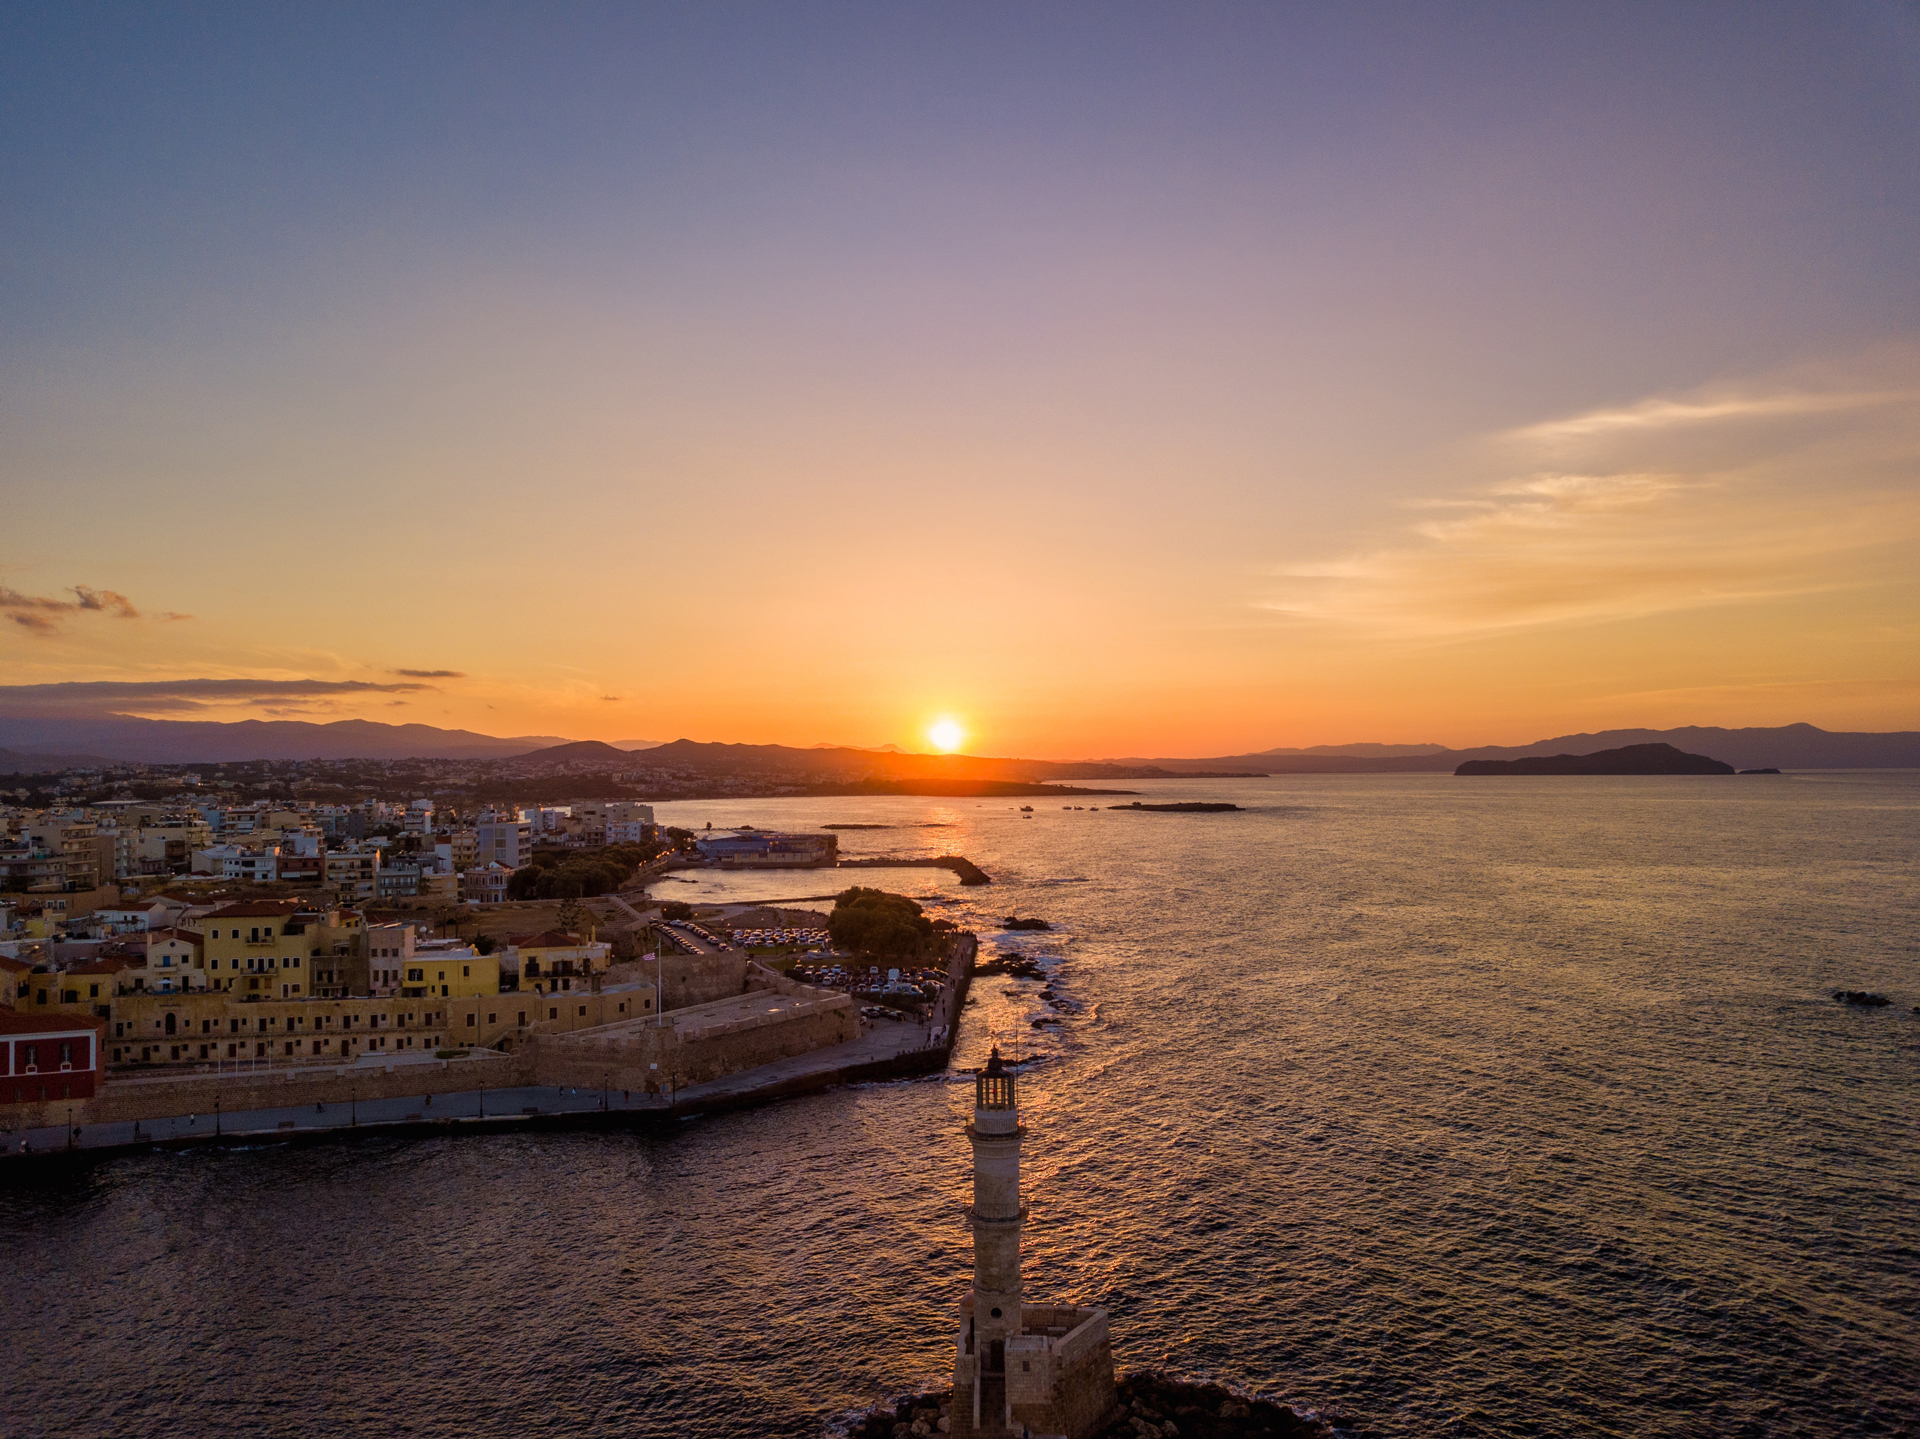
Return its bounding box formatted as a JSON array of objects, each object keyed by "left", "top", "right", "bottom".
[{"left": 2, "top": 1051, "right": 531, "bottom": 1132}]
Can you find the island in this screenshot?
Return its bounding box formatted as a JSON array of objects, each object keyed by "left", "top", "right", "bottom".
[
  {"left": 1455, "top": 742, "right": 1735, "bottom": 776},
  {"left": 1105, "top": 801, "right": 1242, "bottom": 812}
]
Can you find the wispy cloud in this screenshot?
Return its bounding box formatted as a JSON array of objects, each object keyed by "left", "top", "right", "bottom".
[
  {"left": 1262, "top": 366, "right": 1920, "bottom": 639},
  {"left": 0, "top": 584, "right": 141, "bottom": 633},
  {"left": 391, "top": 668, "right": 465, "bottom": 679},
  {"left": 0, "top": 677, "right": 438, "bottom": 717},
  {"left": 1509, "top": 388, "right": 1910, "bottom": 442}
]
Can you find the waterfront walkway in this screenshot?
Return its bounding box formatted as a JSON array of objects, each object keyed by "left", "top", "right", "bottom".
[
  {"left": 0, "top": 936, "right": 972, "bottom": 1164},
  {"left": 0, "top": 1015, "right": 944, "bottom": 1161}
]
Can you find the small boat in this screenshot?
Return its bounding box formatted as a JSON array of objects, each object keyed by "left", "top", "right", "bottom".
[{"left": 1019, "top": 805, "right": 1034, "bottom": 812}]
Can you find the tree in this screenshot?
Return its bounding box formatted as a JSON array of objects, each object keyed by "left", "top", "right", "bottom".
[
  {"left": 660, "top": 900, "right": 693, "bottom": 922},
  {"left": 555, "top": 897, "right": 586, "bottom": 935},
  {"left": 828, "top": 887, "right": 933, "bottom": 959}
]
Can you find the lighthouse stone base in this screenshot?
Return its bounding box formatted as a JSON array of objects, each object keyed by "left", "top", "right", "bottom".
[{"left": 952, "top": 1294, "right": 1120, "bottom": 1439}]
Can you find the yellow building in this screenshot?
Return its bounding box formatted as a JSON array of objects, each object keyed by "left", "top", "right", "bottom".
[
  {"left": 401, "top": 947, "right": 499, "bottom": 1001},
  {"left": 199, "top": 900, "right": 321, "bottom": 998},
  {"left": 508, "top": 930, "right": 614, "bottom": 995},
  {"left": 0, "top": 954, "right": 38, "bottom": 1008},
  {"left": 49, "top": 958, "right": 124, "bottom": 1018},
  {"left": 106, "top": 978, "right": 660, "bottom": 1066}
]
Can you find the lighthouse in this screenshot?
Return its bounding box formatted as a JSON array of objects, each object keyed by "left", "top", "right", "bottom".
[{"left": 952, "top": 1048, "right": 1118, "bottom": 1439}]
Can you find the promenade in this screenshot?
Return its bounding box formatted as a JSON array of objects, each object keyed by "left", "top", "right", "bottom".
[{"left": 1, "top": 935, "right": 973, "bottom": 1162}]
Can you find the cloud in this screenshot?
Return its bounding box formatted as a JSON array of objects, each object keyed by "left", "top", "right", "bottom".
[
  {"left": 0, "top": 584, "right": 145, "bottom": 634},
  {"left": 156, "top": 612, "right": 194, "bottom": 623},
  {"left": 391, "top": 668, "right": 465, "bottom": 679},
  {"left": 1509, "top": 388, "right": 1911, "bottom": 443},
  {"left": 0, "top": 678, "right": 437, "bottom": 718},
  {"left": 69, "top": 586, "right": 139, "bottom": 618},
  {"left": 601, "top": 694, "right": 623, "bottom": 702},
  {"left": 1262, "top": 366, "right": 1920, "bottom": 639}
]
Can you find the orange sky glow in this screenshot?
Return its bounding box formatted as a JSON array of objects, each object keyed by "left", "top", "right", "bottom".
[{"left": 3, "top": 9, "right": 1916, "bottom": 758}]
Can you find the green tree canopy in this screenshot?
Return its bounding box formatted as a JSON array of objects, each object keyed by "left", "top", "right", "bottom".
[{"left": 828, "top": 887, "right": 934, "bottom": 959}]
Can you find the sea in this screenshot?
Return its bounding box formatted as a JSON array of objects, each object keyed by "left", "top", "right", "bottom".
[{"left": 4, "top": 774, "right": 1917, "bottom": 1438}]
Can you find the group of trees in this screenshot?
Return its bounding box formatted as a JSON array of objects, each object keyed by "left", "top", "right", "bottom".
[
  {"left": 827, "top": 886, "right": 938, "bottom": 959},
  {"left": 505, "top": 842, "right": 655, "bottom": 901}
]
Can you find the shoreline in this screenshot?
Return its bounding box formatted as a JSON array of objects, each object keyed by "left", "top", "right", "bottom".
[{"left": 1, "top": 935, "right": 977, "bottom": 1168}]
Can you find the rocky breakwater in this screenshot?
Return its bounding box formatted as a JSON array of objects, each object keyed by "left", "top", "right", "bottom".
[
  {"left": 845, "top": 1374, "right": 1340, "bottom": 1439},
  {"left": 841, "top": 854, "right": 992, "bottom": 885}
]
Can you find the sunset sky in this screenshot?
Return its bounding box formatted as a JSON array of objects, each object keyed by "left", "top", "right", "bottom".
[{"left": 3, "top": 4, "right": 1917, "bottom": 757}]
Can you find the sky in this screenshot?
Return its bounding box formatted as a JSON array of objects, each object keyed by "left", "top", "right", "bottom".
[{"left": 2, "top": 2, "right": 1917, "bottom": 758}]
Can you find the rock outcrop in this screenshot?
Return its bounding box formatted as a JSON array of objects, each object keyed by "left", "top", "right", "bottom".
[{"left": 846, "top": 1373, "right": 1343, "bottom": 1439}]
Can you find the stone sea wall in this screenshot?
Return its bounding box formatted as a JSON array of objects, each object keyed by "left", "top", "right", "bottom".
[{"left": 2, "top": 1051, "right": 531, "bottom": 1131}]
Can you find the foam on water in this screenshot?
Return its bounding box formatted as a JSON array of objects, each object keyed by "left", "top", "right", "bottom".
[{"left": 4, "top": 774, "right": 1916, "bottom": 1436}]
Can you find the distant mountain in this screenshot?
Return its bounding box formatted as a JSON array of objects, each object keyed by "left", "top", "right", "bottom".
[
  {"left": 610, "top": 739, "right": 665, "bottom": 750},
  {"left": 0, "top": 715, "right": 1910, "bottom": 772},
  {"left": 1258, "top": 742, "right": 1447, "bottom": 757},
  {"left": 0, "top": 715, "right": 569, "bottom": 762},
  {"left": 502, "top": 740, "right": 635, "bottom": 772},
  {"left": 1133, "top": 724, "right": 1920, "bottom": 773},
  {"left": 1456, "top": 743, "right": 1737, "bottom": 776},
  {"left": 1444, "top": 723, "right": 1920, "bottom": 770},
  {"left": 0, "top": 747, "right": 121, "bottom": 774}
]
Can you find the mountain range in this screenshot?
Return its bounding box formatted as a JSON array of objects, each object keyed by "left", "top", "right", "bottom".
[{"left": 0, "top": 714, "right": 1914, "bottom": 772}]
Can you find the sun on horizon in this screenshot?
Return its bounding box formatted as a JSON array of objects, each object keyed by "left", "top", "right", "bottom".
[{"left": 928, "top": 718, "right": 964, "bottom": 753}]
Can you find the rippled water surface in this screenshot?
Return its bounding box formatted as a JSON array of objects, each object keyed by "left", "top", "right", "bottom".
[{"left": 6, "top": 775, "right": 1918, "bottom": 1438}]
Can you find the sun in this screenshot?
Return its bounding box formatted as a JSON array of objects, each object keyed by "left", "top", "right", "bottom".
[{"left": 928, "top": 718, "right": 964, "bottom": 753}]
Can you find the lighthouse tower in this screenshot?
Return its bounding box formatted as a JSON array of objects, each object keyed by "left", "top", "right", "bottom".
[
  {"left": 952, "top": 1047, "right": 1118, "bottom": 1439},
  {"left": 968, "top": 1046, "right": 1026, "bottom": 1371}
]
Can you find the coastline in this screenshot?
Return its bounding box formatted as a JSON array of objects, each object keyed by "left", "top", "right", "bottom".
[{"left": 2, "top": 935, "right": 978, "bottom": 1167}]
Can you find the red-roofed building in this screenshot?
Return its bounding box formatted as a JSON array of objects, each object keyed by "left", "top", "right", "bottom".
[
  {"left": 505, "top": 931, "right": 612, "bottom": 995},
  {"left": 0, "top": 1010, "right": 106, "bottom": 1102}
]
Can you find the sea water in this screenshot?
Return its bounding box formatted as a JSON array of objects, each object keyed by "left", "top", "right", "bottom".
[{"left": 4, "top": 774, "right": 1916, "bottom": 1437}]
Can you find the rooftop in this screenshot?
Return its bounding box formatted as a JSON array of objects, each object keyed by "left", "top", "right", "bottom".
[
  {"left": 0, "top": 1009, "right": 108, "bottom": 1037},
  {"left": 205, "top": 900, "right": 307, "bottom": 919}
]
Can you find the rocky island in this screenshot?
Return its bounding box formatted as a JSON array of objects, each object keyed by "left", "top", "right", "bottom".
[
  {"left": 1455, "top": 742, "right": 1735, "bottom": 776},
  {"left": 1106, "top": 801, "right": 1242, "bottom": 812}
]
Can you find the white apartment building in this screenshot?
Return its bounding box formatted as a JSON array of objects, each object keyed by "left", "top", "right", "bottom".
[{"left": 476, "top": 817, "right": 533, "bottom": 870}]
